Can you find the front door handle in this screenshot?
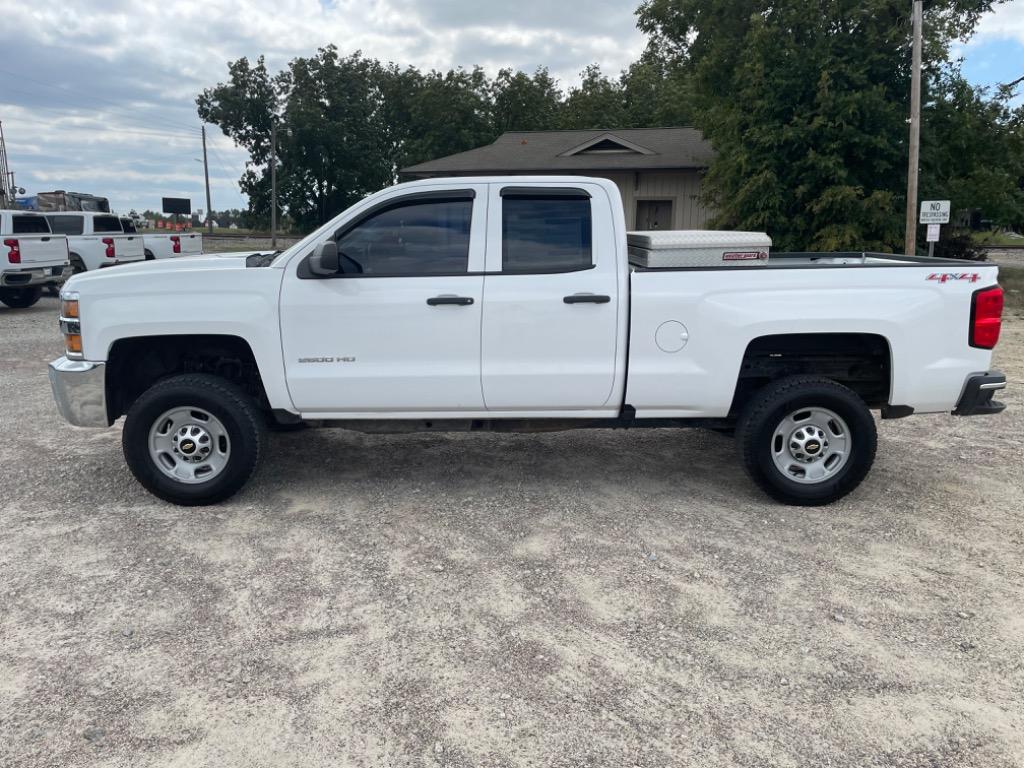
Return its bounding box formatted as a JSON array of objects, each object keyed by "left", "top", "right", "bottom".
[
  {"left": 427, "top": 295, "right": 474, "bottom": 306},
  {"left": 564, "top": 293, "right": 611, "bottom": 304}
]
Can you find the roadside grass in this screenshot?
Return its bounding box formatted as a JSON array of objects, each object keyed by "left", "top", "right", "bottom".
[{"left": 973, "top": 230, "right": 1024, "bottom": 247}]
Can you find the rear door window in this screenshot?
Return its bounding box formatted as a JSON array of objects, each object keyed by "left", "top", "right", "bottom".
[
  {"left": 12, "top": 215, "right": 51, "bottom": 234},
  {"left": 501, "top": 192, "right": 592, "bottom": 273},
  {"left": 94, "top": 215, "right": 123, "bottom": 233},
  {"left": 46, "top": 215, "right": 84, "bottom": 236}
]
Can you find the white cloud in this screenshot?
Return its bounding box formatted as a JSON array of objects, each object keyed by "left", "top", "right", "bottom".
[
  {"left": 0, "top": 0, "right": 646, "bottom": 213},
  {"left": 971, "top": 0, "right": 1024, "bottom": 44}
]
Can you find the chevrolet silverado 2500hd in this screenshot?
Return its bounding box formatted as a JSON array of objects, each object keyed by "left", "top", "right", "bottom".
[
  {"left": 48, "top": 177, "right": 1007, "bottom": 506},
  {"left": 1, "top": 210, "right": 71, "bottom": 308}
]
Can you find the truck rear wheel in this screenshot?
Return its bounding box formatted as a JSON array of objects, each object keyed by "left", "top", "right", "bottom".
[
  {"left": 0, "top": 286, "right": 43, "bottom": 308},
  {"left": 736, "top": 376, "right": 876, "bottom": 506},
  {"left": 122, "top": 374, "right": 265, "bottom": 506}
]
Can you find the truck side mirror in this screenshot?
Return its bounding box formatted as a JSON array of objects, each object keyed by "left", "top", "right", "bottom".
[{"left": 308, "top": 241, "right": 340, "bottom": 276}]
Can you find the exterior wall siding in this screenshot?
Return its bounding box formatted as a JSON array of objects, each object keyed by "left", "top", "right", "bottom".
[
  {"left": 599, "top": 170, "right": 714, "bottom": 230},
  {"left": 407, "top": 169, "right": 716, "bottom": 230}
]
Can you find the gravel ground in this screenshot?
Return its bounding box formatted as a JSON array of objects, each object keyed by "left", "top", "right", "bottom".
[{"left": 1, "top": 294, "right": 1022, "bottom": 768}]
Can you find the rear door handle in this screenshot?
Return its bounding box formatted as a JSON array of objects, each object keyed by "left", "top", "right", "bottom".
[
  {"left": 427, "top": 295, "right": 474, "bottom": 306},
  {"left": 564, "top": 293, "right": 611, "bottom": 304}
]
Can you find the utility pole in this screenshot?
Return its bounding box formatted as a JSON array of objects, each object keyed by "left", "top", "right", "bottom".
[
  {"left": 270, "top": 120, "right": 277, "bottom": 249},
  {"left": 201, "top": 125, "right": 213, "bottom": 235},
  {"left": 0, "top": 120, "right": 15, "bottom": 208},
  {"left": 904, "top": 0, "right": 923, "bottom": 256}
]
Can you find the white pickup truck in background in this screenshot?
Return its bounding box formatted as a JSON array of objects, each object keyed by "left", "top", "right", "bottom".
[
  {"left": 48, "top": 177, "right": 1007, "bottom": 507},
  {"left": 0, "top": 210, "right": 71, "bottom": 308},
  {"left": 46, "top": 212, "right": 145, "bottom": 273},
  {"left": 118, "top": 217, "right": 203, "bottom": 260}
]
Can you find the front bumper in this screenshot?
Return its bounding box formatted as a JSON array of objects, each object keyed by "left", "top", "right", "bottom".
[
  {"left": 953, "top": 371, "right": 1007, "bottom": 417},
  {"left": 1, "top": 264, "right": 72, "bottom": 287},
  {"left": 48, "top": 357, "right": 110, "bottom": 427}
]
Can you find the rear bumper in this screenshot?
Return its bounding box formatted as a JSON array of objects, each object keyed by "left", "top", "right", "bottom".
[
  {"left": 953, "top": 371, "right": 1007, "bottom": 416},
  {"left": 48, "top": 356, "right": 110, "bottom": 427},
  {"left": 1, "top": 264, "right": 72, "bottom": 287}
]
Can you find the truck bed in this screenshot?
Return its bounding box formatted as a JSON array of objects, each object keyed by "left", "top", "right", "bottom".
[{"left": 626, "top": 253, "right": 999, "bottom": 418}]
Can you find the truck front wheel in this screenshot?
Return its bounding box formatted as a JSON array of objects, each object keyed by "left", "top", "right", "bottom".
[
  {"left": 122, "top": 374, "right": 265, "bottom": 506},
  {"left": 736, "top": 376, "right": 876, "bottom": 506}
]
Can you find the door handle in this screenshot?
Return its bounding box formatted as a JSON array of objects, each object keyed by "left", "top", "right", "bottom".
[
  {"left": 427, "top": 295, "right": 474, "bottom": 306},
  {"left": 563, "top": 293, "right": 611, "bottom": 304}
]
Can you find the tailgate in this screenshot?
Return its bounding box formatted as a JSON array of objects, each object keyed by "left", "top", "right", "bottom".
[
  {"left": 10, "top": 235, "right": 69, "bottom": 267},
  {"left": 178, "top": 232, "right": 203, "bottom": 255},
  {"left": 114, "top": 234, "right": 145, "bottom": 262}
]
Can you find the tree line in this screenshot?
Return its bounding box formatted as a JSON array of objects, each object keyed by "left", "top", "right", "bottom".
[{"left": 197, "top": 0, "right": 1023, "bottom": 253}]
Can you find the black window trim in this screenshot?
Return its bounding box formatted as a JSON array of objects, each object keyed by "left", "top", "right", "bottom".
[
  {"left": 499, "top": 186, "right": 592, "bottom": 199},
  {"left": 297, "top": 189, "right": 477, "bottom": 279}
]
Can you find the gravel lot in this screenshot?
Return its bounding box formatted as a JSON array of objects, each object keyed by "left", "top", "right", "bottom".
[{"left": 2, "top": 293, "right": 1022, "bottom": 767}]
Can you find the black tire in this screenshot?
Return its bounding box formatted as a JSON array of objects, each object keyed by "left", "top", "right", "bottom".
[
  {"left": 145, "top": 249, "right": 155, "bottom": 260},
  {"left": 736, "top": 376, "right": 877, "bottom": 506},
  {"left": 70, "top": 254, "right": 87, "bottom": 274},
  {"left": 0, "top": 286, "right": 43, "bottom": 308},
  {"left": 122, "top": 374, "right": 265, "bottom": 506},
  {"left": 45, "top": 284, "right": 61, "bottom": 297}
]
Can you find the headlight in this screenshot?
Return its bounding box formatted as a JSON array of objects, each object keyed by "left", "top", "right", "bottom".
[{"left": 59, "top": 291, "right": 83, "bottom": 359}]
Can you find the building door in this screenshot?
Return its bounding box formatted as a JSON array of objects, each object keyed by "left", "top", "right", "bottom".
[{"left": 636, "top": 199, "right": 673, "bottom": 230}]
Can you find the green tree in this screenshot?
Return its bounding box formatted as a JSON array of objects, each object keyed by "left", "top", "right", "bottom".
[
  {"left": 921, "top": 70, "right": 1024, "bottom": 233},
  {"left": 561, "top": 64, "right": 628, "bottom": 129},
  {"left": 491, "top": 67, "right": 563, "bottom": 133},
  {"left": 637, "top": 0, "right": 1005, "bottom": 252},
  {"left": 620, "top": 48, "right": 693, "bottom": 128}
]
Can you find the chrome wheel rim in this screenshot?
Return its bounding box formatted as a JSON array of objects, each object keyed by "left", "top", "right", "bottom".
[
  {"left": 148, "top": 406, "right": 230, "bottom": 484},
  {"left": 771, "top": 407, "right": 851, "bottom": 485}
]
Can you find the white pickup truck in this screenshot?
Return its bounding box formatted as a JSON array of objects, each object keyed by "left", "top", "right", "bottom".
[
  {"left": 1, "top": 210, "right": 71, "bottom": 308},
  {"left": 118, "top": 217, "right": 203, "bottom": 259},
  {"left": 46, "top": 212, "right": 145, "bottom": 273},
  {"left": 47, "top": 177, "right": 1007, "bottom": 507}
]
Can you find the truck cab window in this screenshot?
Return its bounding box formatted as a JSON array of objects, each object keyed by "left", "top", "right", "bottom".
[
  {"left": 46, "top": 215, "right": 84, "bottom": 236},
  {"left": 12, "top": 216, "right": 50, "bottom": 234},
  {"left": 94, "top": 216, "right": 123, "bottom": 233},
  {"left": 502, "top": 195, "right": 592, "bottom": 272},
  {"left": 335, "top": 198, "right": 472, "bottom": 276}
]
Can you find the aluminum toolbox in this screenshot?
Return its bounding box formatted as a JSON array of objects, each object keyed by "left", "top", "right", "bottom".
[{"left": 627, "top": 230, "right": 772, "bottom": 268}]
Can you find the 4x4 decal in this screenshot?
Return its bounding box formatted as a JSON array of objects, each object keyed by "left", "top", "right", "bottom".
[{"left": 927, "top": 272, "right": 980, "bottom": 283}]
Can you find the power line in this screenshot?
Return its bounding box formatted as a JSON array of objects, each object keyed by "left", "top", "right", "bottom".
[
  {"left": 3, "top": 114, "right": 202, "bottom": 142},
  {"left": 206, "top": 141, "right": 249, "bottom": 208},
  {"left": 0, "top": 89, "right": 202, "bottom": 138},
  {"left": 0, "top": 67, "right": 203, "bottom": 133}
]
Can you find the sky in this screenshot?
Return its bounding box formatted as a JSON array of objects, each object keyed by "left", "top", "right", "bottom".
[{"left": 0, "top": 0, "right": 1021, "bottom": 216}]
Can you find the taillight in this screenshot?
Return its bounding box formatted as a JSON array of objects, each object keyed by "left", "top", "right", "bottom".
[
  {"left": 102, "top": 238, "right": 115, "bottom": 258},
  {"left": 970, "top": 285, "right": 1003, "bottom": 349},
  {"left": 3, "top": 238, "right": 20, "bottom": 264},
  {"left": 171, "top": 235, "right": 181, "bottom": 254}
]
